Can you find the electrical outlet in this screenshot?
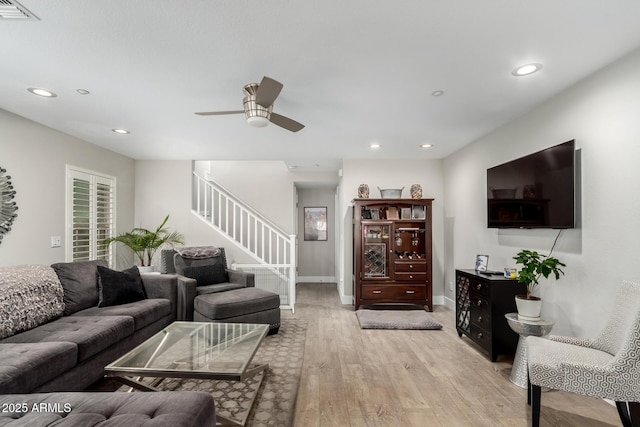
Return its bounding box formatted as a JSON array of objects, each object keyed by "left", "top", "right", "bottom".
[{"left": 50, "top": 236, "right": 61, "bottom": 248}]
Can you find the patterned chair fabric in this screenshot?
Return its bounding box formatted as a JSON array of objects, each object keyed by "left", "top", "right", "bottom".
[{"left": 526, "top": 280, "right": 640, "bottom": 427}]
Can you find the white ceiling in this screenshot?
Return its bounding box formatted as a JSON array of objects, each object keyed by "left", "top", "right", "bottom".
[{"left": 2, "top": 1, "right": 640, "bottom": 172}]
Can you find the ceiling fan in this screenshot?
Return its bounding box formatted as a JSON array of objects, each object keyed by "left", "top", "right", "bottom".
[{"left": 195, "top": 76, "right": 305, "bottom": 132}]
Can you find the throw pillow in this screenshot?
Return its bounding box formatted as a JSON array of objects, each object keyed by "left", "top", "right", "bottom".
[
  {"left": 177, "top": 246, "right": 221, "bottom": 259},
  {"left": 173, "top": 253, "right": 224, "bottom": 276},
  {"left": 182, "top": 264, "right": 228, "bottom": 287},
  {"left": 51, "top": 260, "right": 107, "bottom": 315},
  {"left": 97, "top": 266, "right": 147, "bottom": 307}
]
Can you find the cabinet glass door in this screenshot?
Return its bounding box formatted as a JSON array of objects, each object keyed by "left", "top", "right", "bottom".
[{"left": 362, "top": 223, "right": 390, "bottom": 279}]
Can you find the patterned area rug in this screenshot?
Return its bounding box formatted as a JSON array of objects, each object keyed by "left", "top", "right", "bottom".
[
  {"left": 119, "top": 319, "right": 307, "bottom": 426},
  {"left": 356, "top": 309, "right": 443, "bottom": 330}
]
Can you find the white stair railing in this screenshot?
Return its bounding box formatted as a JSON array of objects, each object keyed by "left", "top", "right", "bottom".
[{"left": 192, "top": 172, "right": 296, "bottom": 311}]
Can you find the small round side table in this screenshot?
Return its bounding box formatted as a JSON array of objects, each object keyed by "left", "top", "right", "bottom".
[{"left": 505, "top": 313, "right": 554, "bottom": 388}]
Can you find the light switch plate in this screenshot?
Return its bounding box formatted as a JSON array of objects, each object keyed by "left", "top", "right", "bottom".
[{"left": 51, "top": 236, "right": 61, "bottom": 248}]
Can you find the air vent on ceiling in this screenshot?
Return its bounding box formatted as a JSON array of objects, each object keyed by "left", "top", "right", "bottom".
[{"left": 0, "top": 0, "right": 39, "bottom": 20}]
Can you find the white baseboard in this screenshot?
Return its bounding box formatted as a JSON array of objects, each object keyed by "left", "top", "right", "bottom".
[
  {"left": 441, "top": 296, "right": 455, "bottom": 310},
  {"left": 341, "top": 294, "right": 353, "bottom": 305},
  {"left": 297, "top": 276, "right": 336, "bottom": 283}
]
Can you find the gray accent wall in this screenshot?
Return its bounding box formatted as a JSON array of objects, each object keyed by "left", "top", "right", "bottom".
[{"left": 296, "top": 187, "right": 336, "bottom": 282}]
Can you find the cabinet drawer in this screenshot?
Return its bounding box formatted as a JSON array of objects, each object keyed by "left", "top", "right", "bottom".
[
  {"left": 469, "top": 278, "right": 489, "bottom": 296},
  {"left": 395, "top": 272, "right": 427, "bottom": 283},
  {"left": 469, "top": 323, "right": 492, "bottom": 352},
  {"left": 361, "top": 285, "right": 426, "bottom": 300},
  {"left": 394, "top": 262, "right": 427, "bottom": 272},
  {"left": 470, "top": 309, "right": 491, "bottom": 328},
  {"left": 469, "top": 295, "right": 491, "bottom": 323}
]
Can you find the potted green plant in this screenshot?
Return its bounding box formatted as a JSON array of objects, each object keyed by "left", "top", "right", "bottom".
[
  {"left": 513, "top": 249, "right": 566, "bottom": 320},
  {"left": 105, "top": 214, "right": 184, "bottom": 272}
]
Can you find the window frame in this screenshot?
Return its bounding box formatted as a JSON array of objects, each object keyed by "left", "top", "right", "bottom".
[{"left": 65, "top": 165, "right": 116, "bottom": 265}]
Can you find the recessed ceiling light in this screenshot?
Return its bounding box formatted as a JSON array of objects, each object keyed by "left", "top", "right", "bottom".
[
  {"left": 431, "top": 90, "right": 444, "bottom": 97},
  {"left": 512, "top": 63, "right": 543, "bottom": 76},
  {"left": 420, "top": 144, "right": 434, "bottom": 149},
  {"left": 370, "top": 143, "right": 381, "bottom": 149},
  {"left": 288, "top": 165, "right": 298, "bottom": 170},
  {"left": 77, "top": 89, "right": 90, "bottom": 95},
  {"left": 112, "top": 128, "right": 130, "bottom": 135},
  {"left": 27, "top": 88, "right": 57, "bottom": 97}
]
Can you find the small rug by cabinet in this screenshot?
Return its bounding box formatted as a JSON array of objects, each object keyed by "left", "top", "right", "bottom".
[
  {"left": 117, "top": 319, "right": 307, "bottom": 427},
  {"left": 356, "top": 309, "right": 443, "bottom": 330}
]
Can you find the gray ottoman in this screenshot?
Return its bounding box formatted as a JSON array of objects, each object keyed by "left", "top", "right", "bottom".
[
  {"left": 194, "top": 288, "right": 281, "bottom": 334},
  {"left": 0, "top": 391, "right": 216, "bottom": 426}
]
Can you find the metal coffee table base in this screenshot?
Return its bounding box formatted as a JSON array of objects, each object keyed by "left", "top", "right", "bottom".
[{"left": 111, "top": 363, "right": 268, "bottom": 427}]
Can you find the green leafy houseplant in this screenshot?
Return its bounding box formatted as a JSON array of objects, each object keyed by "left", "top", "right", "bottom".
[
  {"left": 104, "top": 215, "right": 184, "bottom": 267},
  {"left": 513, "top": 249, "right": 566, "bottom": 299}
]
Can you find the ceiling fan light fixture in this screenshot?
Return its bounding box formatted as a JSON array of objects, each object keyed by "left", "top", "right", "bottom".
[
  {"left": 247, "top": 116, "right": 269, "bottom": 127},
  {"left": 243, "top": 92, "right": 272, "bottom": 127},
  {"left": 196, "top": 76, "right": 304, "bottom": 132}
]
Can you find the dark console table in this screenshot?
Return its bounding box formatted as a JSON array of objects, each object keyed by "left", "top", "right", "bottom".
[{"left": 455, "top": 269, "right": 526, "bottom": 361}]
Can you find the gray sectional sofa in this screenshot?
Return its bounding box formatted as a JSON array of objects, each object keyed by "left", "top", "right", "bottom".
[{"left": 0, "top": 261, "right": 216, "bottom": 426}]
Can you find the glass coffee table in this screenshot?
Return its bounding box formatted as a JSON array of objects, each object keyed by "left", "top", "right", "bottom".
[{"left": 105, "top": 321, "right": 270, "bottom": 426}]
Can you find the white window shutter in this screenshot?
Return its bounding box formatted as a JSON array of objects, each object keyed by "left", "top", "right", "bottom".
[{"left": 66, "top": 167, "right": 115, "bottom": 264}]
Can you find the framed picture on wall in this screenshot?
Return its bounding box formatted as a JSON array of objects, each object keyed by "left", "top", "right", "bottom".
[{"left": 304, "top": 207, "right": 328, "bottom": 241}]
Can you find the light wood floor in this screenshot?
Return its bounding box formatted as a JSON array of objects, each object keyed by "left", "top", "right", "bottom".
[{"left": 285, "top": 283, "right": 620, "bottom": 427}]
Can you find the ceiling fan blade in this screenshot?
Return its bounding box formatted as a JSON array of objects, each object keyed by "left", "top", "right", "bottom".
[
  {"left": 270, "top": 113, "right": 305, "bottom": 132},
  {"left": 255, "top": 76, "right": 283, "bottom": 107},
  {"left": 195, "top": 110, "right": 244, "bottom": 116}
]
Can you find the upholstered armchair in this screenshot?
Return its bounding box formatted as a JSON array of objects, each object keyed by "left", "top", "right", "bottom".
[
  {"left": 160, "top": 247, "right": 255, "bottom": 321},
  {"left": 526, "top": 280, "right": 640, "bottom": 427}
]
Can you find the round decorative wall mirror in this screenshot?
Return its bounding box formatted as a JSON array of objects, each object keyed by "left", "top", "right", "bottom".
[{"left": 0, "top": 167, "right": 18, "bottom": 244}]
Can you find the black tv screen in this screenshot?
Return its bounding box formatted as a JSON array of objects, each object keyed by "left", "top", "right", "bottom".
[{"left": 487, "top": 140, "right": 575, "bottom": 228}]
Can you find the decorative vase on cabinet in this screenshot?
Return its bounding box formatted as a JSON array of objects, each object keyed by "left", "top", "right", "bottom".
[
  {"left": 410, "top": 184, "right": 422, "bottom": 199},
  {"left": 358, "top": 184, "right": 370, "bottom": 198}
]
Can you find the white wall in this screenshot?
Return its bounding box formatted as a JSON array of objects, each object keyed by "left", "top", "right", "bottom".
[
  {"left": 339, "top": 158, "right": 445, "bottom": 305},
  {"left": 0, "top": 109, "right": 135, "bottom": 267},
  {"left": 134, "top": 160, "right": 300, "bottom": 268},
  {"left": 133, "top": 160, "right": 258, "bottom": 267},
  {"left": 297, "top": 187, "right": 336, "bottom": 282},
  {"left": 443, "top": 47, "right": 640, "bottom": 337},
  {"left": 208, "top": 160, "right": 295, "bottom": 233}
]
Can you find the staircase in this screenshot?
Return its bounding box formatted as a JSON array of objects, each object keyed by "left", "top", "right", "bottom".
[{"left": 192, "top": 172, "right": 296, "bottom": 310}]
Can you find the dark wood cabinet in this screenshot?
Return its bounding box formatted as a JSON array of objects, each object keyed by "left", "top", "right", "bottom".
[
  {"left": 353, "top": 198, "right": 433, "bottom": 310},
  {"left": 455, "top": 269, "right": 526, "bottom": 361}
]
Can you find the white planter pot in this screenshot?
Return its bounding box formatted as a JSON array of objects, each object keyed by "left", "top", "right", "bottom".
[
  {"left": 515, "top": 295, "right": 542, "bottom": 321},
  {"left": 137, "top": 265, "right": 156, "bottom": 274}
]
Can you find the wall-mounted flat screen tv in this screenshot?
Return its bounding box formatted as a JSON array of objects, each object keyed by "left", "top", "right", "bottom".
[{"left": 487, "top": 140, "right": 575, "bottom": 229}]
